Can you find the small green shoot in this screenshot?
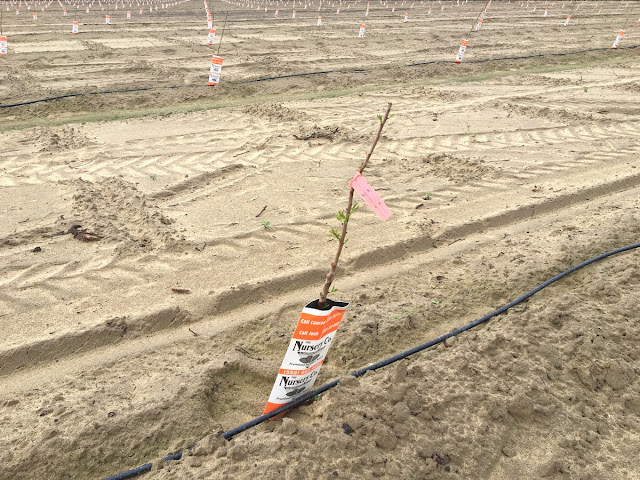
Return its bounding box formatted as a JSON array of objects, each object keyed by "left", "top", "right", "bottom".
[
  {"left": 431, "top": 300, "right": 441, "bottom": 306},
  {"left": 329, "top": 286, "right": 338, "bottom": 293},
  {"left": 262, "top": 220, "right": 271, "bottom": 229},
  {"left": 329, "top": 203, "right": 359, "bottom": 241},
  {"left": 150, "top": 175, "right": 156, "bottom": 180},
  {"left": 423, "top": 193, "right": 432, "bottom": 200},
  {"left": 378, "top": 113, "right": 395, "bottom": 124},
  {"left": 583, "top": 87, "right": 588, "bottom": 92}
]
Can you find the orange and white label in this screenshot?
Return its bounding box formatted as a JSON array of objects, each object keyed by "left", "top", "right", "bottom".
[
  {"left": 0, "top": 35, "right": 7, "bottom": 56},
  {"left": 33, "top": 12, "right": 37, "bottom": 20},
  {"left": 263, "top": 300, "right": 349, "bottom": 415},
  {"left": 358, "top": 23, "right": 365, "bottom": 37},
  {"left": 207, "top": 28, "right": 216, "bottom": 45},
  {"left": 72, "top": 21, "right": 79, "bottom": 34},
  {"left": 208, "top": 55, "right": 223, "bottom": 85},
  {"left": 292, "top": 10, "right": 296, "bottom": 17},
  {"left": 455, "top": 38, "right": 468, "bottom": 63},
  {"left": 127, "top": 10, "right": 131, "bottom": 18},
  {"left": 317, "top": 15, "right": 322, "bottom": 26},
  {"left": 105, "top": 15, "right": 111, "bottom": 24},
  {"left": 63, "top": 9, "right": 67, "bottom": 16},
  {"left": 612, "top": 30, "right": 624, "bottom": 49},
  {"left": 564, "top": 14, "right": 571, "bottom": 26}
]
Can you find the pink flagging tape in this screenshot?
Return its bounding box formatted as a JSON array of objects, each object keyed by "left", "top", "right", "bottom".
[{"left": 350, "top": 172, "right": 392, "bottom": 221}]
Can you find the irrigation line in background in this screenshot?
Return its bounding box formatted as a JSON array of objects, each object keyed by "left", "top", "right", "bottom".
[
  {"left": 1, "top": 43, "right": 639, "bottom": 109},
  {"left": 102, "top": 241, "right": 640, "bottom": 480}
]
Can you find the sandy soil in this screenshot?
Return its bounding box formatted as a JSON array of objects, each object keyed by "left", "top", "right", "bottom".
[{"left": 1, "top": 0, "right": 639, "bottom": 478}]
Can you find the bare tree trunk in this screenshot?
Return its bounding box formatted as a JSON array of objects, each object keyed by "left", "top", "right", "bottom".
[{"left": 317, "top": 102, "right": 393, "bottom": 309}]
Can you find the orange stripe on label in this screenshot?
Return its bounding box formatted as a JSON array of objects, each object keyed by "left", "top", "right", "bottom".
[
  {"left": 292, "top": 310, "right": 346, "bottom": 340},
  {"left": 278, "top": 359, "right": 324, "bottom": 376},
  {"left": 263, "top": 401, "right": 288, "bottom": 416}
]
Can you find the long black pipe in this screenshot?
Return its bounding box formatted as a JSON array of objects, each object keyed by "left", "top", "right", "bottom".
[{"left": 2, "top": 44, "right": 638, "bottom": 109}]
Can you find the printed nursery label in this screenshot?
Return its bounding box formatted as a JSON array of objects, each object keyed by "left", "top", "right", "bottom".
[
  {"left": 455, "top": 39, "right": 468, "bottom": 63},
  {"left": 350, "top": 172, "right": 392, "bottom": 221},
  {"left": 208, "top": 55, "right": 223, "bottom": 85},
  {"left": 263, "top": 300, "right": 349, "bottom": 415},
  {"left": 0, "top": 36, "right": 7, "bottom": 55},
  {"left": 612, "top": 30, "right": 624, "bottom": 49}
]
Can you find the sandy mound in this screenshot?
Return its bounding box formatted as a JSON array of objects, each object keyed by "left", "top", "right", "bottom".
[{"left": 151, "top": 236, "right": 640, "bottom": 479}]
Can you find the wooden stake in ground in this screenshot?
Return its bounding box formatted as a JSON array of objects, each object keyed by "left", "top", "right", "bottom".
[
  {"left": 217, "top": 11, "right": 228, "bottom": 55},
  {"left": 317, "top": 102, "right": 393, "bottom": 309}
]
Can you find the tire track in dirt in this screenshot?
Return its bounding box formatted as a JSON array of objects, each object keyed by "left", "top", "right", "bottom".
[{"left": 2, "top": 168, "right": 640, "bottom": 380}]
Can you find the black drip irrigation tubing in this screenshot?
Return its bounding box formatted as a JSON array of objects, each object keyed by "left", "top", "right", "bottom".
[
  {"left": 0, "top": 85, "right": 185, "bottom": 108},
  {"left": 103, "top": 241, "right": 640, "bottom": 480},
  {"left": 2, "top": 43, "right": 639, "bottom": 109}
]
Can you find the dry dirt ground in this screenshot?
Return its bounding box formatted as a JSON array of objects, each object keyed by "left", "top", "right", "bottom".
[{"left": 1, "top": 0, "right": 639, "bottom": 478}]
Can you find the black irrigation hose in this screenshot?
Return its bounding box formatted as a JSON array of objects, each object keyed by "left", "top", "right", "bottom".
[
  {"left": 2, "top": 43, "right": 639, "bottom": 109},
  {"left": 407, "top": 43, "right": 640, "bottom": 66},
  {"left": 0, "top": 85, "right": 182, "bottom": 108},
  {"left": 103, "top": 241, "right": 640, "bottom": 480}
]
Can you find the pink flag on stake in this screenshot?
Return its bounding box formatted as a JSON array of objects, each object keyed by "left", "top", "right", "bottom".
[{"left": 350, "top": 173, "right": 392, "bottom": 221}]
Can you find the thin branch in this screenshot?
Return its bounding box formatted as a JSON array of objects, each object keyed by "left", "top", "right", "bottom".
[
  {"left": 318, "top": 103, "right": 393, "bottom": 309},
  {"left": 216, "top": 11, "right": 228, "bottom": 56}
]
